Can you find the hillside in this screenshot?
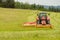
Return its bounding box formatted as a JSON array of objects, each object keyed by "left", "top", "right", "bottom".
[{"left": 0, "top": 8, "right": 60, "bottom": 40}]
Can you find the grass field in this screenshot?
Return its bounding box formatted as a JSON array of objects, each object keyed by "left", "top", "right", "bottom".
[{"left": 0, "top": 8, "right": 60, "bottom": 40}]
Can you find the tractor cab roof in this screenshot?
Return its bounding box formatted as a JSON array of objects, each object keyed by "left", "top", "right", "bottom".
[
  {"left": 37, "top": 12, "right": 47, "bottom": 16},
  {"left": 40, "top": 12, "right": 47, "bottom": 14}
]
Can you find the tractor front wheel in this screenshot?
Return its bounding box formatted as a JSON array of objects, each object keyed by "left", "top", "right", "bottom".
[{"left": 47, "top": 20, "right": 50, "bottom": 24}]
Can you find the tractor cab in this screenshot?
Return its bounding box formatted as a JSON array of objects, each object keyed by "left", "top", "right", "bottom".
[{"left": 37, "top": 12, "right": 47, "bottom": 18}]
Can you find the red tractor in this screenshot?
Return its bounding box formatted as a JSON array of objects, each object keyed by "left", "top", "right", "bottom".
[
  {"left": 36, "top": 12, "right": 50, "bottom": 25},
  {"left": 36, "top": 12, "right": 52, "bottom": 28},
  {"left": 24, "top": 12, "right": 52, "bottom": 28}
]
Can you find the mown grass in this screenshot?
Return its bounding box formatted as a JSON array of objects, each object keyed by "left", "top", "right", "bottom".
[
  {"left": 0, "top": 8, "right": 60, "bottom": 40},
  {"left": 0, "top": 8, "right": 39, "bottom": 31}
]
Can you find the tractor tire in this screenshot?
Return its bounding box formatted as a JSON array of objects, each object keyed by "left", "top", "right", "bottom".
[
  {"left": 47, "top": 20, "right": 50, "bottom": 24},
  {"left": 37, "top": 20, "right": 40, "bottom": 24}
]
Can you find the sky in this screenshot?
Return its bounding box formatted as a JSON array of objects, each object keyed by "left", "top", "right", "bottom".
[{"left": 15, "top": 0, "right": 60, "bottom": 6}]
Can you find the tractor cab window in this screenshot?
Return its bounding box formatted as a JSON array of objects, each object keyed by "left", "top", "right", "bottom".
[
  {"left": 38, "top": 13, "right": 47, "bottom": 17},
  {"left": 40, "top": 13, "right": 46, "bottom": 16}
]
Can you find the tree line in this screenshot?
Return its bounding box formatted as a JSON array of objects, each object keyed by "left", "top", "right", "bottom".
[
  {"left": 15, "top": 2, "right": 60, "bottom": 12},
  {"left": 0, "top": 0, "right": 15, "bottom": 8},
  {"left": 0, "top": 0, "right": 60, "bottom": 12},
  {"left": 15, "top": 2, "right": 45, "bottom": 10}
]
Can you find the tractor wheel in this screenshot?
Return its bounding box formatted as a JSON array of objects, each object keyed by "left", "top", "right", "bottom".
[
  {"left": 47, "top": 20, "right": 50, "bottom": 24},
  {"left": 37, "top": 20, "right": 40, "bottom": 24}
]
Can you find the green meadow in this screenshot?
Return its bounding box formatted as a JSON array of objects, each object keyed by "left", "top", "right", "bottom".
[{"left": 0, "top": 8, "right": 60, "bottom": 40}]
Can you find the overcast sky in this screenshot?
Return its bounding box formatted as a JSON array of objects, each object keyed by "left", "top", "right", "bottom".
[{"left": 15, "top": 0, "right": 60, "bottom": 6}]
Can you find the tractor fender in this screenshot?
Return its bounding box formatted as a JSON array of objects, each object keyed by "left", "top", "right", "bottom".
[
  {"left": 47, "top": 16, "right": 50, "bottom": 20},
  {"left": 36, "top": 16, "right": 39, "bottom": 20}
]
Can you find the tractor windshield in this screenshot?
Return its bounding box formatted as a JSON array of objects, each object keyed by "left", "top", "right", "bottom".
[
  {"left": 40, "top": 13, "right": 47, "bottom": 16},
  {"left": 38, "top": 12, "right": 47, "bottom": 18}
]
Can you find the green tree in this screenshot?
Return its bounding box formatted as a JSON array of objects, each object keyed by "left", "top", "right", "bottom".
[
  {"left": 15, "top": 2, "right": 21, "bottom": 8},
  {"left": 0, "top": 0, "right": 2, "bottom": 3},
  {"left": 30, "top": 4, "right": 36, "bottom": 10},
  {"left": 23, "top": 2, "right": 30, "bottom": 9},
  {"left": 5, "top": 0, "right": 15, "bottom": 8}
]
